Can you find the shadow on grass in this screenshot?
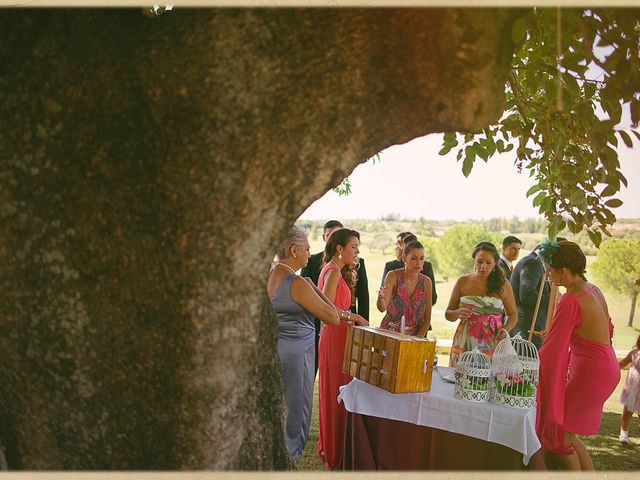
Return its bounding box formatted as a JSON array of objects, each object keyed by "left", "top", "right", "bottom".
[{"left": 583, "top": 411, "right": 640, "bottom": 471}]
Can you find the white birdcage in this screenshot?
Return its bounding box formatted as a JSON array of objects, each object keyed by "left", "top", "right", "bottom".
[
  {"left": 454, "top": 348, "right": 492, "bottom": 402},
  {"left": 490, "top": 330, "right": 540, "bottom": 409}
]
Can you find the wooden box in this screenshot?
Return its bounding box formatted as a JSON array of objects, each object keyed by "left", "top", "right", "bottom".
[{"left": 342, "top": 326, "right": 436, "bottom": 393}]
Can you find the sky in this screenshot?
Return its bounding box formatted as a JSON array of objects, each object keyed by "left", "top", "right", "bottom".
[{"left": 299, "top": 133, "right": 640, "bottom": 222}]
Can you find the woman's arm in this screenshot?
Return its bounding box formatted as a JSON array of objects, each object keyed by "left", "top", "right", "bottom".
[
  {"left": 417, "top": 276, "right": 433, "bottom": 337},
  {"left": 321, "top": 268, "right": 340, "bottom": 304},
  {"left": 619, "top": 349, "right": 633, "bottom": 369},
  {"left": 291, "top": 277, "right": 340, "bottom": 325},
  {"left": 501, "top": 281, "right": 518, "bottom": 332},
  {"left": 445, "top": 276, "right": 471, "bottom": 322},
  {"left": 376, "top": 271, "right": 395, "bottom": 312},
  {"left": 303, "top": 276, "right": 334, "bottom": 308}
]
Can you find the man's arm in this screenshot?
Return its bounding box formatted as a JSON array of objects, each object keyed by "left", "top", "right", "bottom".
[
  {"left": 355, "top": 258, "right": 369, "bottom": 320},
  {"left": 422, "top": 262, "right": 438, "bottom": 305},
  {"left": 381, "top": 261, "right": 391, "bottom": 287}
]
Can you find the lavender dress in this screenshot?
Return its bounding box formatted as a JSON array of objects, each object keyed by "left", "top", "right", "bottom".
[{"left": 270, "top": 273, "right": 316, "bottom": 459}]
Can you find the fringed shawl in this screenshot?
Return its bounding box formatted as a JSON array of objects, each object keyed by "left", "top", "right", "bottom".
[{"left": 535, "top": 293, "right": 577, "bottom": 455}]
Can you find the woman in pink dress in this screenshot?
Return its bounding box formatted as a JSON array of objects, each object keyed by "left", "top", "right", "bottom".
[
  {"left": 316, "top": 227, "right": 368, "bottom": 469},
  {"left": 536, "top": 240, "right": 620, "bottom": 470},
  {"left": 377, "top": 240, "right": 432, "bottom": 336}
]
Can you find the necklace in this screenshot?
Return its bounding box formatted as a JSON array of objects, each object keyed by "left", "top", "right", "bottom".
[{"left": 273, "top": 262, "right": 297, "bottom": 274}]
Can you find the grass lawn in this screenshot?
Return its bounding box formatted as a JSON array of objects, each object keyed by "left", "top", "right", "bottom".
[{"left": 297, "top": 238, "right": 640, "bottom": 470}]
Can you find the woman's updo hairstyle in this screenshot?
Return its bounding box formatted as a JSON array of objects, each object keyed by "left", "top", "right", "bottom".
[
  {"left": 549, "top": 240, "right": 587, "bottom": 281},
  {"left": 404, "top": 240, "right": 424, "bottom": 256},
  {"left": 275, "top": 225, "right": 308, "bottom": 260},
  {"left": 472, "top": 241, "right": 505, "bottom": 296}
]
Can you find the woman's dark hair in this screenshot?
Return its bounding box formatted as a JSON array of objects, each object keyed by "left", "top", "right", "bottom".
[
  {"left": 323, "top": 228, "right": 360, "bottom": 297},
  {"left": 404, "top": 240, "right": 424, "bottom": 256},
  {"left": 549, "top": 240, "right": 587, "bottom": 281},
  {"left": 472, "top": 241, "right": 505, "bottom": 296},
  {"left": 635, "top": 333, "right": 640, "bottom": 350}
]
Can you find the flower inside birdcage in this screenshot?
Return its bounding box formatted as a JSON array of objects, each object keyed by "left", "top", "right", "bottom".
[
  {"left": 490, "top": 331, "right": 540, "bottom": 408},
  {"left": 454, "top": 348, "right": 492, "bottom": 402},
  {"left": 494, "top": 371, "right": 536, "bottom": 397},
  {"left": 455, "top": 371, "right": 490, "bottom": 391}
]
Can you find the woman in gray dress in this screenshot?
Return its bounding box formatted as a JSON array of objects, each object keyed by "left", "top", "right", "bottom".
[{"left": 267, "top": 225, "right": 340, "bottom": 460}]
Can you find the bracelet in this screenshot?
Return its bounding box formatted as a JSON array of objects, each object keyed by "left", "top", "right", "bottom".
[{"left": 342, "top": 310, "right": 351, "bottom": 321}]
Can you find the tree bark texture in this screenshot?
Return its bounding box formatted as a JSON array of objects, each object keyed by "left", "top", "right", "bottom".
[{"left": 0, "top": 8, "right": 522, "bottom": 469}]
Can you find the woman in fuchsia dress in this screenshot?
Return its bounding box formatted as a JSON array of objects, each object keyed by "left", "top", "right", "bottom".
[{"left": 536, "top": 240, "right": 619, "bottom": 471}]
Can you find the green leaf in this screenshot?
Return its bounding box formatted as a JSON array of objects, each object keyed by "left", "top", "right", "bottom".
[
  {"left": 605, "top": 198, "right": 623, "bottom": 208},
  {"left": 511, "top": 15, "right": 528, "bottom": 44},
  {"left": 567, "top": 219, "right": 581, "bottom": 234},
  {"left": 462, "top": 149, "right": 475, "bottom": 177},
  {"left": 443, "top": 132, "right": 457, "bottom": 144},
  {"left": 526, "top": 184, "right": 541, "bottom": 197},
  {"left": 619, "top": 171, "right": 628, "bottom": 188},
  {"left": 532, "top": 191, "right": 547, "bottom": 206},
  {"left": 601, "top": 184, "right": 617, "bottom": 197},
  {"left": 617, "top": 130, "right": 633, "bottom": 148},
  {"left": 570, "top": 189, "right": 587, "bottom": 207},
  {"left": 439, "top": 145, "right": 453, "bottom": 155},
  {"left": 586, "top": 229, "right": 602, "bottom": 248},
  {"left": 547, "top": 217, "right": 561, "bottom": 242}
]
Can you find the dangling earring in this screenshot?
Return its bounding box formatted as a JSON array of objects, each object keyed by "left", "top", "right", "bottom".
[{"left": 338, "top": 253, "right": 342, "bottom": 260}]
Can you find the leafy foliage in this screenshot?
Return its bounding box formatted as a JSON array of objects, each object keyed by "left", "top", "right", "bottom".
[
  {"left": 435, "top": 224, "right": 501, "bottom": 279},
  {"left": 592, "top": 237, "right": 640, "bottom": 326},
  {"left": 440, "top": 9, "right": 640, "bottom": 246}
]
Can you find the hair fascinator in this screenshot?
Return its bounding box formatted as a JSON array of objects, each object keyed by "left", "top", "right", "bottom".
[{"left": 538, "top": 238, "right": 559, "bottom": 265}]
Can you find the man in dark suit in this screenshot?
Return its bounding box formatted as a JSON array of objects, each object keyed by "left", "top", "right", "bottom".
[
  {"left": 381, "top": 232, "right": 437, "bottom": 305},
  {"left": 499, "top": 235, "right": 523, "bottom": 281},
  {"left": 510, "top": 238, "right": 565, "bottom": 349},
  {"left": 301, "top": 220, "right": 369, "bottom": 376}
]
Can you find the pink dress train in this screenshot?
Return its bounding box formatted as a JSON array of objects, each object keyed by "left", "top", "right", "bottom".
[{"left": 536, "top": 286, "right": 620, "bottom": 455}]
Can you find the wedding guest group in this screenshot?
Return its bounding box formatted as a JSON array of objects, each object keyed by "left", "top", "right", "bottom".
[{"left": 268, "top": 224, "right": 626, "bottom": 471}]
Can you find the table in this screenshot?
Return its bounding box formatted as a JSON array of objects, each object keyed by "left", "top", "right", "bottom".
[{"left": 338, "top": 366, "right": 541, "bottom": 470}]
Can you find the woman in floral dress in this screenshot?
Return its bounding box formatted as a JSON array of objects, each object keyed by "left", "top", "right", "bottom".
[
  {"left": 445, "top": 242, "right": 517, "bottom": 367},
  {"left": 377, "top": 240, "right": 432, "bottom": 337}
]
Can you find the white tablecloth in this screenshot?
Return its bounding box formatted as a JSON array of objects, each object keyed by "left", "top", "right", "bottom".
[{"left": 338, "top": 366, "right": 541, "bottom": 465}]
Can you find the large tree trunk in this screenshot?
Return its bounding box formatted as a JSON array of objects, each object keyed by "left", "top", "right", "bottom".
[
  {"left": 629, "top": 291, "right": 637, "bottom": 327},
  {"left": 0, "top": 8, "right": 521, "bottom": 469}
]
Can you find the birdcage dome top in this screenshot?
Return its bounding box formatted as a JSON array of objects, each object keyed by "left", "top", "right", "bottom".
[{"left": 494, "top": 331, "right": 539, "bottom": 361}]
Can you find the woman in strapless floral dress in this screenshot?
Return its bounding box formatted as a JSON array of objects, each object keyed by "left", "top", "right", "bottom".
[{"left": 445, "top": 242, "right": 517, "bottom": 367}]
